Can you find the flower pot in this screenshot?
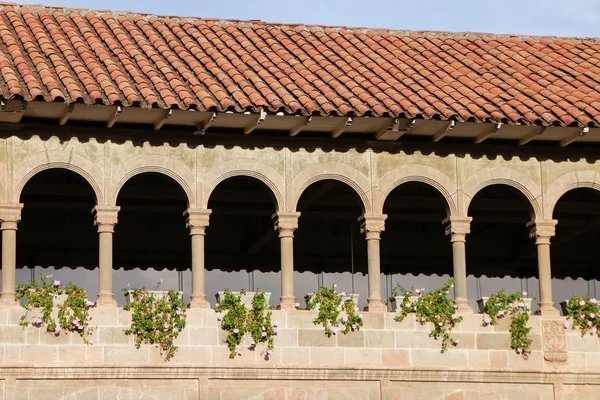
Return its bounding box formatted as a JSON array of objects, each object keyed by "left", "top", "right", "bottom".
[
  {"left": 560, "top": 301, "right": 569, "bottom": 315},
  {"left": 27, "top": 289, "right": 67, "bottom": 306},
  {"left": 216, "top": 291, "right": 271, "bottom": 308},
  {"left": 125, "top": 290, "right": 184, "bottom": 305},
  {"left": 390, "top": 296, "right": 420, "bottom": 312},
  {"left": 305, "top": 293, "right": 360, "bottom": 312},
  {"left": 478, "top": 297, "right": 533, "bottom": 314}
]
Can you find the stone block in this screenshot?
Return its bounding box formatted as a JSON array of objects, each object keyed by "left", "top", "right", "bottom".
[
  {"left": 4, "top": 344, "right": 19, "bottom": 364},
  {"left": 212, "top": 346, "right": 257, "bottom": 366},
  {"left": 273, "top": 329, "right": 297, "bottom": 347},
  {"left": 161, "top": 345, "right": 211, "bottom": 365},
  {"left": 507, "top": 351, "right": 543, "bottom": 370},
  {"left": 88, "top": 307, "right": 118, "bottom": 326},
  {"left": 586, "top": 352, "right": 600, "bottom": 369},
  {"left": 117, "top": 309, "right": 132, "bottom": 326},
  {"left": 190, "top": 328, "right": 218, "bottom": 346},
  {"left": 298, "top": 329, "right": 336, "bottom": 347},
  {"left": 7, "top": 308, "right": 26, "bottom": 325},
  {"left": 186, "top": 309, "right": 205, "bottom": 326},
  {"left": 528, "top": 316, "right": 542, "bottom": 334},
  {"left": 173, "top": 329, "right": 189, "bottom": 346},
  {"left": 491, "top": 316, "right": 512, "bottom": 332},
  {"left": 70, "top": 329, "right": 98, "bottom": 345},
  {"left": 345, "top": 348, "right": 381, "bottom": 366},
  {"left": 270, "top": 310, "right": 287, "bottom": 328},
  {"left": 309, "top": 347, "right": 345, "bottom": 366},
  {"left": 382, "top": 349, "right": 410, "bottom": 367},
  {"left": 365, "top": 330, "right": 395, "bottom": 348},
  {"left": 468, "top": 350, "right": 490, "bottom": 368},
  {"left": 0, "top": 326, "right": 26, "bottom": 343},
  {"left": 361, "top": 313, "right": 384, "bottom": 330},
  {"left": 86, "top": 345, "right": 103, "bottom": 363},
  {"left": 20, "top": 345, "right": 57, "bottom": 365},
  {"left": 410, "top": 349, "right": 469, "bottom": 367},
  {"left": 286, "top": 311, "right": 319, "bottom": 328},
  {"left": 204, "top": 310, "right": 220, "bottom": 327},
  {"left": 457, "top": 315, "right": 489, "bottom": 332},
  {"left": 453, "top": 332, "right": 476, "bottom": 349},
  {"left": 57, "top": 345, "right": 87, "bottom": 364},
  {"left": 386, "top": 313, "right": 415, "bottom": 330},
  {"left": 26, "top": 327, "right": 40, "bottom": 344},
  {"left": 395, "top": 330, "right": 443, "bottom": 349},
  {"left": 39, "top": 330, "right": 70, "bottom": 345},
  {"left": 98, "top": 327, "right": 133, "bottom": 345},
  {"left": 337, "top": 331, "right": 365, "bottom": 347},
  {"left": 489, "top": 350, "right": 509, "bottom": 368},
  {"left": 0, "top": 307, "right": 8, "bottom": 325},
  {"left": 567, "top": 333, "right": 599, "bottom": 352},
  {"left": 104, "top": 345, "right": 149, "bottom": 363},
  {"left": 279, "top": 347, "right": 310, "bottom": 366},
  {"left": 476, "top": 333, "right": 511, "bottom": 350}
]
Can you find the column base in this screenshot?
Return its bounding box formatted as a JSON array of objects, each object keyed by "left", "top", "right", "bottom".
[
  {"left": 278, "top": 297, "right": 297, "bottom": 310},
  {"left": 365, "top": 298, "right": 387, "bottom": 312},
  {"left": 0, "top": 292, "right": 18, "bottom": 307},
  {"left": 189, "top": 296, "right": 211, "bottom": 309},
  {"left": 535, "top": 302, "right": 560, "bottom": 316},
  {"left": 454, "top": 299, "right": 473, "bottom": 314},
  {"left": 96, "top": 294, "right": 117, "bottom": 307}
]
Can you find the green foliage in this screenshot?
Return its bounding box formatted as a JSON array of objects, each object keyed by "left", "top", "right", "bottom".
[
  {"left": 305, "top": 284, "right": 363, "bottom": 337},
  {"left": 214, "top": 289, "right": 277, "bottom": 359},
  {"left": 16, "top": 273, "right": 95, "bottom": 343},
  {"left": 394, "top": 279, "right": 462, "bottom": 352},
  {"left": 123, "top": 283, "right": 187, "bottom": 362},
  {"left": 564, "top": 294, "right": 600, "bottom": 337},
  {"left": 482, "top": 289, "right": 532, "bottom": 358}
]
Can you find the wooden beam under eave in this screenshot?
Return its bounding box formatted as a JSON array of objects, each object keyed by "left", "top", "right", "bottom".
[
  {"left": 432, "top": 120, "right": 455, "bottom": 142},
  {"left": 153, "top": 109, "right": 172, "bottom": 131},
  {"left": 474, "top": 123, "right": 502, "bottom": 144},
  {"left": 0, "top": 100, "right": 27, "bottom": 123},
  {"left": 560, "top": 126, "right": 590, "bottom": 147},
  {"left": 289, "top": 116, "right": 312, "bottom": 137},
  {"left": 243, "top": 109, "right": 266, "bottom": 135},
  {"left": 59, "top": 104, "right": 75, "bottom": 126},
  {"left": 331, "top": 117, "right": 353, "bottom": 138},
  {"left": 518, "top": 126, "right": 547, "bottom": 145},
  {"left": 106, "top": 106, "right": 122, "bottom": 128}
]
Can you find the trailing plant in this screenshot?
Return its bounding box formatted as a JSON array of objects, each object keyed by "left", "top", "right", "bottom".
[
  {"left": 482, "top": 289, "right": 532, "bottom": 358},
  {"left": 16, "top": 273, "right": 95, "bottom": 343},
  {"left": 215, "top": 289, "right": 278, "bottom": 359},
  {"left": 394, "top": 279, "right": 461, "bottom": 352},
  {"left": 389, "top": 284, "right": 424, "bottom": 310},
  {"left": 123, "top": 283, "right": 187, "bottom": 362},
  {"left": 305, "top": 284, "right": 363, "bottom": 337},
  {"left": 563, "top": 294, "right": 600, "bottom": 336}
]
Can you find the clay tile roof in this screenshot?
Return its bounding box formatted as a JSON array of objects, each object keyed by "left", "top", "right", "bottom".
[{"left": 1, "top": 2, "right": 600, "bottom": 127}]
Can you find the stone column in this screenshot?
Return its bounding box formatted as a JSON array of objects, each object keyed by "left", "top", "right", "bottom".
[
  {"left": 528, "top": 219, "right": 560, "bottom": 316},
  {"left": 444, "top": 217, "right": 473, "bottom": 313},
  {"left": 273, "top": 212, "right": 300, "bottom": 310},
  {"left": 0, "top": 204, "right": 23, "bottom": 306},
  {"left": 93, "top": 206, "right": 120, "bottom": 307},
  {"left": 185, "top": 209, "right": 211, "bottom": 308},
  {"left": 359, "top": 214, "right": 387, "bottom": 312}
]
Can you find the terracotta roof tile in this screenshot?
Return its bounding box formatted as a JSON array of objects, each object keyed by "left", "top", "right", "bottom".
[{"left": 0, "top": 3, "right": 599, "bottom": 126}]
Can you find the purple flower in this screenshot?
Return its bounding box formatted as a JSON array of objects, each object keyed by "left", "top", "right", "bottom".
[
  {"left": 580, "top": 300, "right": 586, "bottom": 306},
  {"left": 329, "top": 326, "right": 337, "bottom": 335},
  {"left": 233, "top": 328, "right": 239, "bottom": 334},
  {"left": 516, "top": 348, "right": 523, "bottom": 354},
  {"left": 351, "top": 324, "right": 356, "bottom": 330},
  {"left": 267, "top": 349, "right": 273, "bottom": 355},
  {"left": 249, "top": 339, "right": 255, "bottom": 345},
  {"left": 342, "top": 316, "right": 348, "bottom": 323},
  {"left": 484, "top": 318, "right": 492, "bottom": 325},
  {"left": 564, "top": 322, "right": 570, "bottom": 329},
  {"left": 261, "top": 331, "right": 267, "bottom": 337},
  {"left": 522, "top": 291, "right": 528, "bottom": 296},
  {"left": 53, "top": 280, "right": 60, "bottom": 286},
  {"left": 55, "top": 326, "right": 61, "bottom": 333}
]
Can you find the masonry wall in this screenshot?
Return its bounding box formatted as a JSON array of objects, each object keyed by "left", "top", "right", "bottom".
[{"left": 0, "top": 307, "right": 599, "bottom": 399}]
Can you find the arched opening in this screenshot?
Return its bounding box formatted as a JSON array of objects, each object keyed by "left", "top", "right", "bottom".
[
  {"left": 205, "top": 176, "right": 279, "bottom": 305},
  {"left": 381, "top": 182, "right": 453, "bottom": 303},
  {"left": 294, "top": 180, "right": 366, "bottom": 308},
  {"left": 15, "top": 169, "right": 97, "bottom": 296},
  {"left": 552, "top": 188, "right": 600, "bottom": 310},
  {"left": 467, "top": 184, "right": 536, "bottom": 310},
  {"left": 114, "top": 173, "right": 190, "bottom": 304}
]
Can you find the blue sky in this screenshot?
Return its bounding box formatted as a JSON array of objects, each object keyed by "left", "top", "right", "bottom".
[{"left": 40, "top": 0, "right": 600, "bottom": 37}]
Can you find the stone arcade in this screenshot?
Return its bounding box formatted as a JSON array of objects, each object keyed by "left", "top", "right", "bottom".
[{"left": 0, "top": 3, "right": 600, "bottom": 399}]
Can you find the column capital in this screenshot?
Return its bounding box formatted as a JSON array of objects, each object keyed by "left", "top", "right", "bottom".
[
  {"left": 273, "top": 212, "right": 300, "bottom": 237},
  {"left": 93, "top": 206, "right": 120, "bottom": 233},
  {"left": 527, "top": 219, "right": 557, "bottom": 243},
  {"left": 184, "top": 208, "right": 211, "bottom": 235},
  {"left": 0, "top": 203, "right": 23, "bottom": 229},
  {"left": 358, "top": 214, "right": 387, "bottom": 234},
  {"left": 443, "top": 216, "right": 472, "bottom": 237}
]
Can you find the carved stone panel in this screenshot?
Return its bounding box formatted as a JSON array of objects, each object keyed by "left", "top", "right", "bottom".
[{"left": 542, "top": 320, "right": 568, "bottom": 363}]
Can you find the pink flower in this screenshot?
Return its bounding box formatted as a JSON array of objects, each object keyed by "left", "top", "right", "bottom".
[
  {"left": 451, "top": 314, "right": 458, "bottom": 320},
  {"left": 342, "top": 316, "right": 348, "bottom": 323},
  {"left": 497, "top": 310, "right": 505, "bottom": 317},
  {"left": 340, "top": 292, "right": 346, "bottom": 296},
  {"left": 46, "top": 275, "right": 53, "bottom": 278},
  {"left": 588, "top": 321, "right": 593, "bottom": 326},
  {"left": 295, "top": 303, "right": 300, "bottom": 308},
  {"left": 85, "top": 299, "right": 95, "bottom": 307},
  {"left": 215, "top": 303, "right": 220, "bottom": 308},
  {"left": 233, "top": 328, "right": 239, "bottom": 334},
  {"left": 484, "top": 318, "right": 492, "bottom": 325},
  {"left": 580, "top": 300, "right": 586, "bottom": 306},
  {"left": 593, "top": 327, "right": 598, "bottom": 334},
  {"left": 455, "top": 339, "right": 460, "bottom": 344},
  {"left": 237, "top": 350, "right": 242, "bottom": 356},
  {"left": 261, "top": 326, "right": 266, "bottom": 331},
  {"left": 329, "top": 326, "right": 337, "bottom": 335},
  {"left": 176, "top": 310, "right": 182, "bottom": 315},
  {"left": 522, "top": 291, "right": 528, "bottom": 296},
  {"left": 273, "top": 321, "right": 279, "bottom": 327},
  {"left": 261, "top": 331, "right": 267, "bottom": 337},
  {"left": 267, "top": 349, "right": 273, "bottom": 355},
  {"left": 333, "top": 284, "right": 337, "bottom": 288},
  {"left": 359, "top": 314, "right": 364, "bottom": 319},
  {"left": 564, "top": 322, "right": 570, "bottom": 328},
  {"left": 415, "top": 289, "right": 421, "bottom": 294},
  {"left": 249, "top": 339, "right": 255, "bottom": 345},
  {"left": 55, "top": 326, "right": 61, "bottom": 333},
  {"left": 438, "top": 322, "right": 443, "bottom": 326},
  {"left": 450, "top": 284, "right": 454, "bottom": 288},
  {"left": 53, "top": 280, "right": 60, "bottom": 286},
  {"left": 351, "top": 324, "right": 356, "bottom": 330},
  {"left": 217, "top": 313, "right": 223, "bottom": 321},
  {"left": 517, "top": 348, "right": 523, "bottom": 354},
  {"left": 518, "top": 302, "right": 525, "bottom": 308},
  {"left": 591, "top": 313, "right": 596, "bottom": 319},
  {"left": 164, "top": 323, "right": 169, "bottom": 329},
  {"left": 89, "top": 340, "right": 94, "bottom": 345},
  {"left": 592, "top": 298, "right": 598, "bottom": 304}
]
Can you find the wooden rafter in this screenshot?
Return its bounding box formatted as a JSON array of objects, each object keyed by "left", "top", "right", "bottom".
[
  {"left": 59, "top": 104, "right": 75, "bottom": 126},
  {"left": 289, "top": 116, "right": 312, "bottom": 137},
  {"left": 560, "top": 126, "right": 589, "bottom": 147},
  {"left": 331, "top": 117, "right": 353, "bottom": 138},
  {"left": 243, "top": 109, "right": 267, "bottom": 135},
  {"left": 106, "top": 106, "right": 122, "bottom": 128},
  {"left": 474, "top": 123, "right": 502, "bottom": 144},
  {"left": 519, "top": 126, "right": 547, "bottom": 145},
  {"left": 153, "top": 109, "right": 172, "bottom": 130},
  {"left": 432, "top": 120, "right": 455, "bottom": 142}
]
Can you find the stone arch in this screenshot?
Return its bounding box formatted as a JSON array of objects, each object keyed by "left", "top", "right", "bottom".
[
  {"left": 462, "top": 167, "right": 542, "bottom": 220},
  {"left": 374, "top": 164, "right": 458, "bottom": 217},
  {"left": 203, "top": 158, "right": 285, "bottom": 211},
  {"left": 291, "top": 162, "right": 371, "bottom": 213},
  {"left": 546, "top": 170, "right": 600, "bottom": 218},
  {"left": 110, "top": 155, "right": 196, "bottom": 207},
  {"left": 14, "top": 151, "right": 104, "bottom": 204}
]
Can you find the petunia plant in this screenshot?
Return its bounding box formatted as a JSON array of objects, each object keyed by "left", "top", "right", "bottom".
[
  {"left": 563, "top": 294, "right": 600, "bottom": 337},
  {"left": 17, "top": 272, "right": 95, "bottom": 343},
  {"left": 305, "top": 284, "right": 363, "bottom": 337},
  {"left": 215, "top": 289, "right": 277, "bottom": 359},
  {"left": 123, "top": 282, "right": 187, "bottom": 362},
  {"left": 482, "top": 289, "right": 532, "bottom": 358},
  {"left": 394, "top": 279, "right": 462, "bottom": 352}
]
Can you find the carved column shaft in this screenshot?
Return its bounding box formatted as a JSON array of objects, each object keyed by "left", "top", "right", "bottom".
[
  {"left": 186, "top": 209, "right": 211, "bottom": 308},
  {"left": 359, "top": 214, "right": 387, "bottom": 312},
  {"left": 274, "top": 212, "right": 300, "bottom": 310},
  {"left": 528, "top": 220, "right": 560, "bottom": 316},
  {"left": 93, "top": 206, "right": 119, "bottom": 307},
  {"left": 444, "top": 217, "right": 473, "bottom": 313},
  {"left": 0, "top": 204, "right": 23, "bottom": 306}
]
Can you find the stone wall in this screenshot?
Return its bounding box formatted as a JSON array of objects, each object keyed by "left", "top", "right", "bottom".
[{"left": 0, "top": 307, "right": 599, "bottom": 399}]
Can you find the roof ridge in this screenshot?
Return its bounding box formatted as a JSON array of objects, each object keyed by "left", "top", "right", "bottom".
[{"left": 3, "top": 1, "right": 600, "bottom": 41}]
